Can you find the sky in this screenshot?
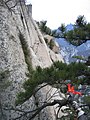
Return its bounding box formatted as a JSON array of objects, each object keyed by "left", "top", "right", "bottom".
[{"left": 26, "top": 0, "right": 90, "bottom": 29}]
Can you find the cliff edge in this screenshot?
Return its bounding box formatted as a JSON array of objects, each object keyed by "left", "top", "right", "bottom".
[{"left": 0, "top": 0, "right": 64, "bottom": 119}]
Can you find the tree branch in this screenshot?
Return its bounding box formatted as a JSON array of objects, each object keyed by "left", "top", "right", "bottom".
[
  {"left": 29, "top": 99, "right": 68, "bottom": 120},
  {"left": 4, "top": 99, "right": 68, "bottom": 120}
]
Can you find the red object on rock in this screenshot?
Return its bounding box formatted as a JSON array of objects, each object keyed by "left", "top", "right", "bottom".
[{"left": 67, "top": 84, "right": 82, "bottom": 95}]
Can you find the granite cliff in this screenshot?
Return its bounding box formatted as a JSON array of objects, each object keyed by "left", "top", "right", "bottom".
[{"left": 0, "top": 0, "right": 64, "bottom": 119}]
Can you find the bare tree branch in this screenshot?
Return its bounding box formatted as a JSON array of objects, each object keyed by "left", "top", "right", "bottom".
[
  {"left": 4, "top": 99, "right": 68, "bottom": 120},
  {"left": 56, "top": 107, "right": 61, "bottom": 119},
  {"left": 28, "top": 99, "right": 68, "bottom": 120},
  {"left": 46, "top": 89, "right": 59, "bottom": 102}
]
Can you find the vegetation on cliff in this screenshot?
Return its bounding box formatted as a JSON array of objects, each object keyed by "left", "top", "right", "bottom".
[
  {"left": 0, "top": 1, "right": 90, "bottom": 119},
  {"left": 58, "top": 15, "right": 90, "bottom": 45},
  {"left": 65, "top": 16, "right": 90, "bottom": 45},
  {"left": 16, "top": 61, "right": 90, "bottom": 105},
  {"left": 14, "top": 59, "right": 90, "bottom": 119},
  {"left": 38, "top": 15, "right": 90, "bottom": 46},
  {"left": 15, "top": 20, "right": 90, "bottom": 119}
]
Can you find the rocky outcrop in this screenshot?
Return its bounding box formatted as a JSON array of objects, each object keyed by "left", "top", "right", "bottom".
[
  {"left": 56, "top": 38, "right": 90, "bottom": 64},
  {"left": 0, "top": 0, "right": 64, "bottom": 119}
]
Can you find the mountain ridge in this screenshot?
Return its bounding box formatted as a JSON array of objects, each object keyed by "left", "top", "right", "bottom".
[{"left": 56, "top": 38, "right": 90, "bottom": 63}]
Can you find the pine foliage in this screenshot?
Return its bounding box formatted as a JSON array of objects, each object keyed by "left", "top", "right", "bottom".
[{"left": 16, "top": 61, "right": 89, "bottom": 105}]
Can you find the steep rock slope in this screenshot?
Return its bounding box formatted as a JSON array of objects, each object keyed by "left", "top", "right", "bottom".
[
  {"left": 0, "top": 0, "right": 64, "bottom": 119},
  {"left": 56, "top": 38, "right": 90, "bottom": 64}
]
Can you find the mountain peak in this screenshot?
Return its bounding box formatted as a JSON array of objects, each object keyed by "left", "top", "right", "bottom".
[{"left": 66, "top": 23, "right": 74, "bottom": 31}]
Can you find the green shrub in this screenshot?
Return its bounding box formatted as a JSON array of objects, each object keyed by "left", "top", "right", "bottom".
[
  {"left": 19, "top": 32, "right": 33, "bottom": 73},
  {"left": 16, "top": 61, "right": 90, "bottom": 105},
  {"left": 48, "top": 39, "right": 55, "bottom": 50},
  {"left": 44, "top": 37, "right": 48, "bottom": 44},
  {"left": 65, "top": 16, "right": 90, "bottom": 45}
]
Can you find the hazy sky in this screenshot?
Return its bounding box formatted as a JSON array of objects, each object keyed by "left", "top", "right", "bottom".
[{"left": 26, "top": 0, "right": 90, "bottom": 29}]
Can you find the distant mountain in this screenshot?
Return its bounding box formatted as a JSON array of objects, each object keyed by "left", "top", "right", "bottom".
[
  {"left": 66, "top": 23, "right": 74, "bottom": 31},
  {"left": 56, "top": 23, "right": 74, "bottom": 33},
  {"left": 55, "top": 38, "right": 90, "bottom": 64}
]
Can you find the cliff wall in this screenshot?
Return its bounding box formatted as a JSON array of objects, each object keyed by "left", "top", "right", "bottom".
[{"left": 0, "top": 0, "right": 64, "bottom": 119}]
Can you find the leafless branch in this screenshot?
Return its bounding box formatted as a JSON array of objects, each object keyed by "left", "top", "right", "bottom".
[
  {"left": 56, "top": 107, "right": 61, "bottom": 119},
  {"left": 5, "top": 0, "right": 12, "bottom": 3},
  {"left": 4, "top": 99, "right": 68, "bottom": 120},
  {"left": 45, "top": 87, "right": 53, "bottom": 101},
  {"left": 46, "top": 89, "right": 59, "bottom": 102},
  {"left": 28, "top": 99, "right": 68, "bottom": 120}
]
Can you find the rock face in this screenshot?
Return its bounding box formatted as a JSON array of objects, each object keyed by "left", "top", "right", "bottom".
[
  {"left": 56, "top": 38, "right": 90, "bottom": 64},
  {"left": 0, "top": 0, "right": 64, "bottom": 119}
]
